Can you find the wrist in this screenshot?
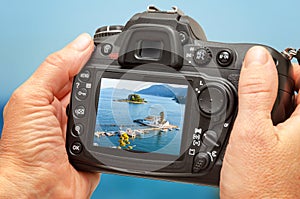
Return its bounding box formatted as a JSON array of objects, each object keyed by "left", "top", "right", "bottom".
[
  {"left": 0, "top": 157, "right": 52, "bottom": 198},
  {"left": 0, "top": 166, "right": 25, "bottom": 198}
]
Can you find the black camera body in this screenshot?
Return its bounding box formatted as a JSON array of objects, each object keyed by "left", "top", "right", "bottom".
[{"left": 66, "top": 6, "right": 294, "bottom": 186}]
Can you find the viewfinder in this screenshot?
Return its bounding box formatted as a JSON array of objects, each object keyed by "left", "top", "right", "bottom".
[{"left": 136, "top": 40, "right": 163, "bottom": 60}]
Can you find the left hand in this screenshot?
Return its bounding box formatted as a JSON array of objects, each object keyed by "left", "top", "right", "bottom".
[{"left": 0, "top": 33, "right": 100, "bottom": 198}]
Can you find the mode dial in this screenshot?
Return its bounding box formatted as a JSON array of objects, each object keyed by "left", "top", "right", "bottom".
[
  {"left": 94, "top": 25, "right": 123, "bottom": 39},
  {"left": 194, "top": 47, "right": 212, "bottom": 65}
]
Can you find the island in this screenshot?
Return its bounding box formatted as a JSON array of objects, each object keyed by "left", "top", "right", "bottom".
[{"left": 115, "top": 94, "right": 147, "bottom": 104}]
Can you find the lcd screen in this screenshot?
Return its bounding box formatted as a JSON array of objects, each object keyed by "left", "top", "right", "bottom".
[{"left": 93, "top": 78, "right": 188, "bottom": 156}]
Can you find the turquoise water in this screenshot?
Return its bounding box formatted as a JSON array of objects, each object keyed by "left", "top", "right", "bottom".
[{"left": 94, "top": 88, "right": 186, "bottom": 156}]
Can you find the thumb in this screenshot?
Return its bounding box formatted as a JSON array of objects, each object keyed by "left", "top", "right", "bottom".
[
  {"left": 232, "top": 46, "right": 278, "bottom": 144},
  {"left": 238, "top": 46, "right": 278, "bottom": 121},
  {"left": 28, "top": 33, "right": 94, "bottom": 103}
]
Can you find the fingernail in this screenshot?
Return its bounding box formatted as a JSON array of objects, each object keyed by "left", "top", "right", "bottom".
[
  {"left": 244, "top": 46, "right": 269, "bottom": 67},
  {"left": 72, "top": 33, "right": 92, "bottom": 51}
]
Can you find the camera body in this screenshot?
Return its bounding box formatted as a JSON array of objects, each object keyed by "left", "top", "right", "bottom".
[{"left": 66, "top": 6, "right": 294, "bottom": 186}]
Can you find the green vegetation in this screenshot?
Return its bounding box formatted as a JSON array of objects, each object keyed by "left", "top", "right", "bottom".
[
  {"left": 128, "top": 94, "right": 145, "bottom": 103},
  {"left": 115, "top": 94, "right": 147, "bottom": 104}
]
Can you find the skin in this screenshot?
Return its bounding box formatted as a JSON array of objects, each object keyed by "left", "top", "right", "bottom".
[
  {"left": 0, "top": 34, "right": 99, "bottom": 198},
  {"left": 220, "top": 47, "right": 300, "bottom": 198},
  {"left": 0, "top": 35, "right": 299, "bottom": 198}
]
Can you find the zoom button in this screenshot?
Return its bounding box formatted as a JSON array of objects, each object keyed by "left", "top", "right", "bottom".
[{"left": 72, "top": 124, "right": 84, "bottom": 137}]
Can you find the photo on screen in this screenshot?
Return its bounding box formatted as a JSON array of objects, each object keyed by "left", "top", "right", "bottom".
[{"left": 93, "top": 78, "right": 188, "bottom": 156}]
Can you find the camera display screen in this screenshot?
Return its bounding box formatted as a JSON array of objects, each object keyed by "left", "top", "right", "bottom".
[{"left": 93, "top": 78, "right": 188, "bottom": 156}]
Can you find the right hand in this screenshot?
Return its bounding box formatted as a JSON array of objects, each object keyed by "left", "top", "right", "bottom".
[{"left": 220, "top": 46, "right": 300, "bottom": 198}]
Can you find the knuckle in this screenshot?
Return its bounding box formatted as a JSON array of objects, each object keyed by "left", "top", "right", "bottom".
[
  {"left": 9, "top": 87, "right": 24, "bottom": 104},
  {"left": 44, "top": 51, "right": 69, "bottom": 69}
]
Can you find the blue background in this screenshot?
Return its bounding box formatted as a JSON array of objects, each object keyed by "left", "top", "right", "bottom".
[{"left": 1, "top": 1, "right": 299, "bottom": 198}]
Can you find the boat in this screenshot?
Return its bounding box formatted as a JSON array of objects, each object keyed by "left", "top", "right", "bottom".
[
  {"left": 133, "top": 112, "right": 169, "bottom": 128},
  {"left": 104, "top": 132, "right": 116, "bottom": 137},
  {"left": 94, "top": 131, "right": 105, "bottom": 137},
  {"left": 159, "top": 129, "right": 168, "bottom": 132},
  {"left": 126, "top": 128, "right": 136, "bottom": 138}
]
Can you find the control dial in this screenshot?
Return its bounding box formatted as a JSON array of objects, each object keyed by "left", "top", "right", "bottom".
[{"left": 94, "top": 25, "right": 124, "bottom": 40}]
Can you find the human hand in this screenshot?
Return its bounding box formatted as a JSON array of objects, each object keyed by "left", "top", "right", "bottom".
[
  {"left": 0, "top": 34, "right": 100, "bottom": 198},
  {"left": 220, "top": 47, "right": 300, "bottom": 198}
]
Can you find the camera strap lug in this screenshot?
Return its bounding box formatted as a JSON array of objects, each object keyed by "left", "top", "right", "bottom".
[{"left": 282, "top": 48, "right": 300, "bottom": 64}]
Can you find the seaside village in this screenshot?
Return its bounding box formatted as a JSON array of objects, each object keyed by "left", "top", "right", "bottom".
[{"left": 94, "top": 111, "right": 180, "bottom": 149}]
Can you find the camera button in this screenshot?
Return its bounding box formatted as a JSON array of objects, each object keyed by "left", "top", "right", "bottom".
[
  {"left": 76, "top": 88, "right": 88, "bottom": 100},
  {"left": 101, "top": 43, "right": 113, "bottom": 55},
  {"left": 193, "top": 152, "right": 210, "bottom": 172},
  {"left": 78, "top": 70, "right": 91, "bottom": 82},
  {"left": 194, "top": 48, "right": 212, "bottom": 65},
  {"left": 217, "top": 50, "right": 233, "bottom": 67},
  {"left": 72, "top": 124, "right": 84, "bottom": 137},
  {"left": 179, "top": 31, "right": 188, "bottom": 44},
  {"left": 202, "top": 130, "right": 218, "bottom": 147},
  {"left": 70, "top": 142, "right": 83, "bottom": 154},
  {"left": 74, "top": 105, "right": 86, "bottom": 118}
]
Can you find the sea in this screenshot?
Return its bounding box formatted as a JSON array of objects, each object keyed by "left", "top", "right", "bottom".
[{"left": 94, "top": 88, "right": 186, "bottom": 156}]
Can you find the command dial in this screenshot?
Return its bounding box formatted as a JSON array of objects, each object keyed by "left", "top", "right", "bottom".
[{"left": 94, "top": 25, "right": 124, "bottom": 39}]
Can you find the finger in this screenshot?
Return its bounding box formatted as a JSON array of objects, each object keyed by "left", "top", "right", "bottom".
[
  {"left": 239, "top": 46, "right": 278, "bottom": 115},
  {"left": 291, "top": 63, "right": 300, "bottom": 91},
  {"left": 275, "top": 105, "right": 300, "bottom": 152},
  {"left": 232, "top": 46, "right": 278, "bottom": 144},
  {"left": 28, "top": 33, "right": 94, "bottom": 104},
  {"left": 55, "top": 78, "right": 73, "bottom": 101}
]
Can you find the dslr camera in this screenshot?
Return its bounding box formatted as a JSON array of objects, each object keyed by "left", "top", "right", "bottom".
[{"left": 66, "top": 6, "right": 294, "bottom": 186}]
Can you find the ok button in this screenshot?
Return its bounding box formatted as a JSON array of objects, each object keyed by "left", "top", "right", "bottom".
[{"left": 70, "top": 142, "right": 82, "bottom": 154}]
